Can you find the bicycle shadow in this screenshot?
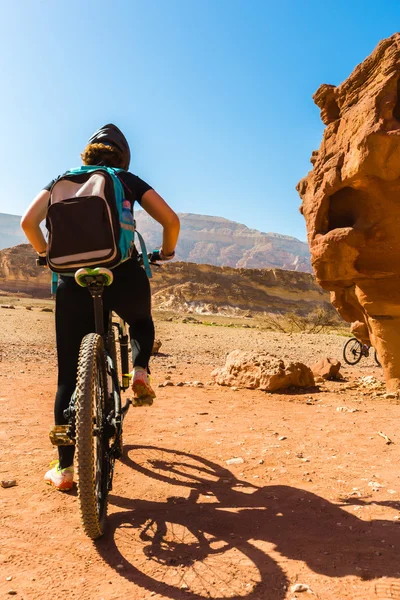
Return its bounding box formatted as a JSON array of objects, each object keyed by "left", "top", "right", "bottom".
[{"left": 95, "top": 445, "right": 400, "bottom": 600}]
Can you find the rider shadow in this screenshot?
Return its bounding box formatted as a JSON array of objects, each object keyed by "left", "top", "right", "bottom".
[{"left": 95, "top": 445, "right": 400, "bottom": 600}]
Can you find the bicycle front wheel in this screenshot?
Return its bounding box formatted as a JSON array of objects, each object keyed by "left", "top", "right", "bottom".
[
  {"left": 75, "top": 333, "right": 109, "bottom": 539},
  {"left": 343, "top": 338, "right": 363, "bottom": 365}
]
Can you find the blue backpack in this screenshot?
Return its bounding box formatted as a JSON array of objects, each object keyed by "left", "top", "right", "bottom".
[{"left": 46, "top": 165, "right": 151, "bottom": 277}]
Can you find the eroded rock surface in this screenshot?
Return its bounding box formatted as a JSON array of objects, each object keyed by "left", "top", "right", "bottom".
[
  {"left": 0, "top": 244, "right": 50, "bottom": 297},
  {"left": 211, "top": 350, "right": 315, "bottom": 391},
  {"left": 0, "top": 245, "right": 334, "bottom": 317},
  {"left": 350, "top": 320, "right": 371, "bottom": 346},
  {"left": 311, "top": 357, "right": 341, "bottom": 380},
  {"left": 297, "top": 33, "right": 400, "bottom": 391}
]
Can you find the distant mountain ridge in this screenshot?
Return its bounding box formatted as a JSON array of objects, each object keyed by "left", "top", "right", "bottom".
[
  {"left": 0, "top": 244, "right": 329, "bottom": 318},
  {"left": 0, "top": 211, "right": 311, "bottom": 272}
]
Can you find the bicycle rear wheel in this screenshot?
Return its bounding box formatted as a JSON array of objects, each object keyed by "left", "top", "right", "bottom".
[
  {"left": 343, "top": 338, "right": 363, "bottom": 365},
  {"left": 75, "top": 332, "right": 109, "bottom": 539}
]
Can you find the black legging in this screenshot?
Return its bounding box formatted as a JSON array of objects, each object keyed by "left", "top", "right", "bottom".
[{"left": 54, "top": 259, "right": 154, "bottom": 468}]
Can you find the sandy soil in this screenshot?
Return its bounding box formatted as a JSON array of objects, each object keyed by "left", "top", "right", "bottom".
[{"left": 1, "top": 303, "right": 400, "bottom": 600}]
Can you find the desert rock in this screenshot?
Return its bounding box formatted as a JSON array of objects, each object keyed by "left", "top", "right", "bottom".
[
  {"left": 151, "top": 339, "right": 162, "bottom": 354},
  {"left": 312, "top": 357, "right": 341, "bottom": 380},
  {"left": 211, "top": 350, "right": 315, "bottom": 392},
  {"left": 297, "top": 33, "right": 400, "bottom": 391}
]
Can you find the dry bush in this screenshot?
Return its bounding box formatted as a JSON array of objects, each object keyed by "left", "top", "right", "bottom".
[{"left": 264, "top": 308, "right": 345, "bottom": 334}]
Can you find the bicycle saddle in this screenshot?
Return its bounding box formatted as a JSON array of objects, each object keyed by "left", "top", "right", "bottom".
[{"left": 75, "top": 267, "right": 114, "bottom": 288}]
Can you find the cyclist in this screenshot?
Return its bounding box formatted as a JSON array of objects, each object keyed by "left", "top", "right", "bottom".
[{"left": 21, "top": 124, "right": 180, "bottom": 491}]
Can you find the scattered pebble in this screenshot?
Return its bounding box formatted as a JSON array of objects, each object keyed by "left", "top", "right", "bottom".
[
  {"left": 368, "top": 481, "right": 383, "bottom": 489},
  {"left": 291, "top": 583, "right": 311, "bottom": 593},
  {"left": 1, "top": 480, "right": 17, "bottom": 489},
  {"left": 226, "top": 457, "right": 244, "bottom": 465}
]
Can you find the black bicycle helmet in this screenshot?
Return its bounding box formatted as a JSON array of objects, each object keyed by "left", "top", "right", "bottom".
[{"left": 87, "top": 123, "right": 131, "bottom": 170}]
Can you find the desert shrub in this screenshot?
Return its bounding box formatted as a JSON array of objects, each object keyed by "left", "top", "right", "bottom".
[
  {"left": 263, "top": 308, "right": 345, "bottom": 334},
  {"left": 263, "top": 313, "right": 287, "bottom": 333}
]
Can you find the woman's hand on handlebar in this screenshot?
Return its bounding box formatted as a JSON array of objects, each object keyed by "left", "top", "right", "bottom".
[
  {"left": 148, "top": 249, "right": 176, "bottom": 262},
  {"left": 139, "top": 249, "right": 176, "bottom": 265}
]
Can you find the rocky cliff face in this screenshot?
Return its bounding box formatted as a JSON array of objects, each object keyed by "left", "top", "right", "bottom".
[
  {"left": 0, "top": 244, "right": 51, "bottom": 297},
  {"left": 150, "top": 261, "right": 331, "bottom": 316},
  {"left": 135, "top": 212, "right": 311, "bottom": 272},
  {"left": 297, "top": 33, "right": 400, "bottom": 390},
  {"left": 0, "top": 211, "right": 311, "bottom": 273},
  {"left": 0, "top": 244, "right": 330, "bottom": 316}
]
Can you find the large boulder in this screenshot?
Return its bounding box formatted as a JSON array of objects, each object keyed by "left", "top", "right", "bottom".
[
  {"left": 211, "top": 350, "right": 315, "bottom": 392},
  {"left": 297, "top": 33, "right": 400, "bottom": 391}
]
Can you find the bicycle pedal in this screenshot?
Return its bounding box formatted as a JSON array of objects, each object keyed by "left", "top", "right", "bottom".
[{"left": 49, "top": 425, "right": 75, "bottom": 446}]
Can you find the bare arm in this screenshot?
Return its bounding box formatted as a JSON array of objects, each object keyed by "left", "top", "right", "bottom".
[
  {"left": 141, "top": 189, "right": 180, "bottom": 256},
  {"left": 21, "top": 190, "right": 50, "bottom": 254}
]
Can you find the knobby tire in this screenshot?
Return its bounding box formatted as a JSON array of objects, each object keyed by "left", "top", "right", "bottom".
[{"left": 75, "top": 333, "right": 108, "bottom": 539}]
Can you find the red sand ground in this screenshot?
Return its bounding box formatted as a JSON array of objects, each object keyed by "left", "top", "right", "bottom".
[{"left": 1, "top": 306, "right": 399, "bottom": 599}]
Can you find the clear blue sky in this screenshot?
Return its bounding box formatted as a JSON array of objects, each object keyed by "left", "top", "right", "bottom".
[{"left": 0, "top": 1, "right": 398, "bottom": 241}]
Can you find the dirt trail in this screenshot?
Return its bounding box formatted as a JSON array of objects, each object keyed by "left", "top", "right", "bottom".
[{"left": 1, "top": 305, "right": 400, "bottom": 600}]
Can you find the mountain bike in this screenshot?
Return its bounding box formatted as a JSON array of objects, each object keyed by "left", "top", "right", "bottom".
[
  {"left": 50, "top": 252, "right": 160, "bottom": 539},
  {"left": 343, "top": 337, "right": 381, "bottom": 367}
]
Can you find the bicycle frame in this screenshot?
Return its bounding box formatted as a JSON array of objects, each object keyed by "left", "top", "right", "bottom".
[
  {"left": 60, "top": 277, "right": 131, "bottom": 489},
  {"left": 89, "top": 281, "right": 132, "bottom": 471}
]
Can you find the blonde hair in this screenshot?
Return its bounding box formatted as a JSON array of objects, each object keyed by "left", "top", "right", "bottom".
[{"left": 81, "top": 142, "right": 125, "bottom": 168}]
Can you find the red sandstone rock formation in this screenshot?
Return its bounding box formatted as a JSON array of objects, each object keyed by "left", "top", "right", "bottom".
[
  {"left": 350, "top": 320, "right": 371, "bottom": 346},
  {"left": 297, "top": 33, "right": 400, "bottom": 391}
]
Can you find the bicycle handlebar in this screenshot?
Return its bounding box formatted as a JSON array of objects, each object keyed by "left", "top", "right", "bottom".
[{"left": 137, "top": 250, "right": 164, "bottom": 266}]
